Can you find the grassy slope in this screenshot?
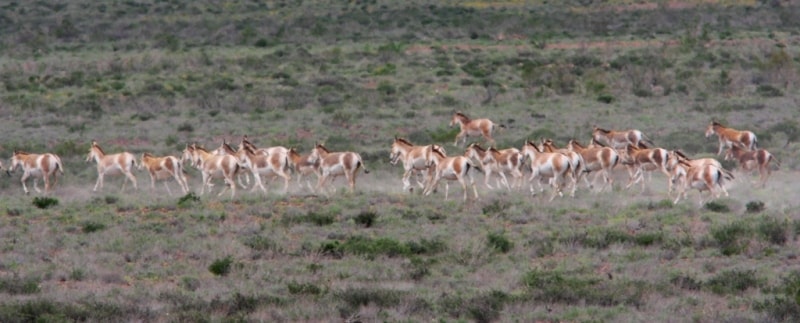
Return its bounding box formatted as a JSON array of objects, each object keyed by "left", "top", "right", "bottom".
[{"left": 1, "top": 0, "right": 800, "bottom": 321}]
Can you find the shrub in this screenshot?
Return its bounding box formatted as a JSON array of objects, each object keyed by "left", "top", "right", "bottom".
[
  {"left": 482, "top": 200, "right": 509, "bottom": 217},
  {"left": 287, "top": 281, "right": 324, "bottom": 295},
  {"left": 177, "top": 193, "right": 200, "bottom": 208},
  {"left": 756, "top": 84, "right": 783, "bottom": 97},
  {"left": 209, "top": 256, "right": 234, "bottom": 276},
  {"left": 354, "top": 211, "right": 377, "bottom": 228},
  {"left": 241, "top": 235, "right": 276, "bottom": 251},
  {"left": 704, "top": 201, "right": 730, "bottom": 213},
  {"left": 581, "top": 228, "right": 633, "bottom": 249},
  {"left": 82, "top": 221, "right": 107, "bottom": 233},
  {"left": 0, "top": 276, "right": 41, "bottom": 295},
  {"left": 282, "top": 211, "right": 335, "bottom": 226},
  {"left": 757, "top": 217, "right": 787, "bottom": 245},
  {"left": 754, "top": 270, "right": 800, "bottom": 322},
  {"left": 487, "top": 232, "right": 513, "bottom": 253},
  {"left": 465, "top": 290, "right": 508, "bottom": 323},
  {"left": 32, "top": 197, "right": 58, "bottom": 209},
  {"left": 320, "top": 236, "right": 443, "bottom": 259},
  {"left": 711, "top": 221, "right": 750, "bottom": 256},
  {"left": 633, "top": 231, "right": 663, "bottom": 246},
  {"left": 670, "top": 273, "right": 702, "bottom": 290},
  {"left": 597, "top": 93, "right": 615, "bottom": 104},
  {"left": 746, "top": 200, "right": 766, "bottom": 213},
  {"left": 177, "top": 122, "right": 194, "bottom": 132},
  {"left": 705, "top": 269, "right": 760, "bottom": 295},
  {"left": 405, "top": 256, "right": 433, "bottom": 281}
]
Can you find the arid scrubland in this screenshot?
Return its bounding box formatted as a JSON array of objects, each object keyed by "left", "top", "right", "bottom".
[{"left": 0, "top": 0, "right": 799, "bottom": 321}]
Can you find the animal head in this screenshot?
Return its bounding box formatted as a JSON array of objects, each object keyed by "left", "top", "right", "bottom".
[{"left": 86, "top": 140, "right": 103, "bottom": 162}]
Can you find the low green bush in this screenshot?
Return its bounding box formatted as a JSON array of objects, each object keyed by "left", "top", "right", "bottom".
[
  {"left": 32, "top": 197, "right": 58, "bottom": 209},
  {"left": 487, "top": 232, "right": 513, "bottom": 253},
  {"left": 711, "top": 221, "right": 750, "bottom": 256},
  {"left": 354, "top": 211, "right": 377, "bottom": 227},
  {"left": 746, "top": 200, "right": 766, "bottom": 213},
  {"left": 209, "top": 256, "right": 233, "bottom": 276},
  {"left": 287, "top": 281, "right": 324, "bottom": 295},
  {"left": 82, "top": 221, "right": 107, "bottom": 233},
  {"left": 705, "top": 269, "right": 760, "bottom": 295},
  {"left": 757, "top": 216, "right": 787, "bottom": 245}
]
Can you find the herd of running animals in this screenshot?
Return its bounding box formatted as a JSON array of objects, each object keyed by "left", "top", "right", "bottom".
[{"left": 3, "top": 112, "right": 780, "bottom": 205}]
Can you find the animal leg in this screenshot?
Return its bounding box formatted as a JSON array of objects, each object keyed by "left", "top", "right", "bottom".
[
  {"left": 93, "top": 173, "right": 104, "bottom": 192},
  {"left": 20, "top": 172, "right": 30, "bottom": 194},
  {"left": 161, "top": 180, "right": 174, "bottom": 195},
  {"left": 124, "top": 170, "right": 138, "bottom": 191}
]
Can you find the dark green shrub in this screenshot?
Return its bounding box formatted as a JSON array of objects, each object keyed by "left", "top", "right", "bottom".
[
  {"left": 254, "top": 38, "right": 272, "bottom": 47},
  {"left": 82, "top": 221, "right": 106, "bottom": 233},
  {"left": 757, "top": 84, "right": 783, "bottom": 97},
  {"left": 177, "top": 122, "right": 194, "bottom": 132},
  {"left": 704, "top": 201, "right": 730, "bottom": 213},
  {"left": 746, "top": 200, "right": 766, "bottom": 213},
  {"left": 32, "top": 197, "right": 58, "bottom": 209},
  {"left": 320, "top": 236, "right": 443, "bottom": 259},
  {"left": 0, "top": 276, "right": 41, "bottom": 294},
  {"left": 287, "top": 281, "right": 324, "bottom": 295},
  {"left": 487, "top": 232, "right": 513, "bottom": 253},
  {"left": 482, "top": 200, "right": 509, "bottom": 217},
  {"left": 522, "top": 269, "right": 600, "bottom": 304},
  {"left": 465, "top": 290, "right": 508, "bottom": 323},
  {"left": 711, "top": 221, "right": 750, "bottom": 256},
  {"left": 354, "top": 211, "right": 377, "bottom": 227},
  {"left": 104, "top": 195, "right": 118, "bottom": 204},
  {"left": 241, "top": 236, "right": 276, "bottom": 251},
  {"left": 632, "top": 87, "right": 652, "bottom": 97},
  {"left": 633, "top": 231, "right": 663, "bottom": 246},
  {"left": 405, "top": 238, "right": 446, "bottom": 255},
  {"left": 582, "top": 228, "right": 632, "bottom": 249},
  {"left": 177, "top": 193, "right": 200, "bottom": 207},
  {"left": 754, "top": 270, "right": 800, "bottom": 322},
  {"left": 758, "top": 217, "right": 787, "bottom": 245},
  {"left": 209, "top": 256, "right": 233, "bottom": 276},
  {"left": 597, "top": 93, "right": 615, "bottom": 104},
  {"left": 705, "top": 269, "right": 760, "bottom": 295}
]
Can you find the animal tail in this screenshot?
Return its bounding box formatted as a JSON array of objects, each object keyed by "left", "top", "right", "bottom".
[
  {"left": 721, "top": 168, "right": 735, "bottom": 181},
  {"left": 55, "top": 156, "right": 65, "bottom": 175},
  {"left": 641, "top": 133, "right": 654, "bottom": 148},
  {"left": 573, "top": 158, "right": 582, "bottom": 178},
  {"left": 358, "top": 155, "right": 370, "bottom": 174},
  {"left": 770, "top": 154, "right": 781, "bottom": 168}
]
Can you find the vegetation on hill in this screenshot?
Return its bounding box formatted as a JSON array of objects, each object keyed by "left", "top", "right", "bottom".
[{"left": 0, "top": 0, "right": 799, "bottom": 321}]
